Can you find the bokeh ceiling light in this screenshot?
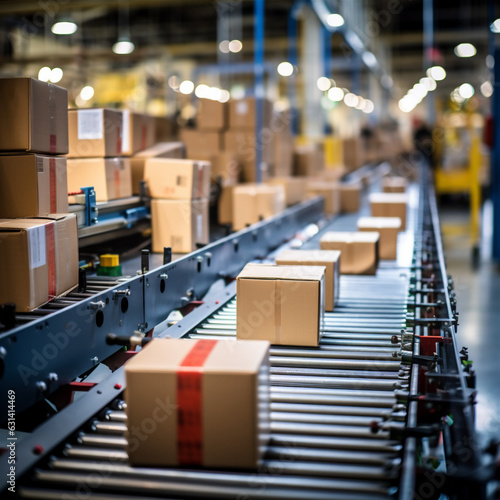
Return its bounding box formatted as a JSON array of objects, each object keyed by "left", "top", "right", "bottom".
[
  {"left": 112, "top": 39, "right": 135, "bottom": 54},
  {"left": 80, "top": 85, "right": 94, "bottom": 101},
  {"left": 480, "top": 81, "right": 493, "bottom": 98},
  {"left": 326, "top": 13, "right": 344, "bottom": 27},
  {"left": 219, "top": 40, "right": 230, "bottom": 53},
  {"left": 219, "top": 90, "right": 231, "bottom": 103},
  {"left": 490, "top": 18, "right": 500, "bottom": 33},
  {"left": 344, "top": 93, "right": 359, "bottom": 107},
  {"left": 362, "top": 100, "right": 374, "bottom": 114},
  {"left": 195, "top": 84, "right": 210, "bottom": 99},
  {"left": 327, "top": 86, "right": 344, "bottom": 102},
  {"left": 458, "top": 83, "right": 474, "bottom": 99},
  {"left": 179, "top": 80, "right": 194, "bottom": 95},
  {"left": 420, "top": 77, "right": 437, "bottom": 91},
  {"left": 49, "top": 68, "right": 63, "bottom": 83},
  {"left": 355, "top": 97, "right": 365, "bottom": 110},
  {"left": 38, "top": 66, "right": 51, "bottom": 82},
  {"left": 398, "top": 95, "right": 417, "bottom": 113},
  {"left": 317, "top": 76, "right": 332, "bottom": 91},
  {"left": 51, "top": 21, "right": 77, "bottom": 35},
  {"left": 208, "top": 87, "right": 222, "bottom": 101},
  {"left": 427, "top": 66, "right": 446, "bottom": 81},
  {"left": 454, "top": 43, "right": 476, "bottom": 58},
  {"left": 228, "top": 40, "right": 242, "bottom": 53},
  {"left": 277, "top": 61, "right": 293, "bottom": 77}
]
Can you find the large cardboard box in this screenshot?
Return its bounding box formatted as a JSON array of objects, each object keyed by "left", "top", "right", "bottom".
[
  {"left": 320, "top": 231, "right": 379, "bottom": 275},
  {"left": 0, "top": 154, "right": 68, "bottom": 218},
  {"left": 275, "top": 250, "right": 340, "bottom": 312},
  {"left": 0, "top": 77, "right": 68, "bottom": 154},
  {"left": 266, "top": 177, "right": 306, "bottom": 206},
  {"left": 0, "top": 214, "right": 78, "bottom": 311},
  {"left": 67, "top": 158, "right": 132, "bottom": 202},
  {"left": 357, "top": 216, "right": 401, "bottom": 260},
  {"left": 209, "top": 151, "right": 240, "bottom": 184},
  {"left": 121, "top": 111, "right": 155, "bottom": 156},
  {"left": 223, "top": 130, "right": 274, "bottom": 182},
  {"left": 151, "top": 198, "right": 209, "bottom": 253},
  {"left": 369, "top": 193, "right": 408, "bottom": 230},
  {"left": 218, "top": 183, "right": 236, "bottom": 225},
  {"left": 342, "top": 137, "right": 363, "bottom": 171},
  {"left": 68, "top": 109, "right": 123, "bottom": 158},
  {"left": 339, "top": 182, "right": 362, "bottom": 213},
  {"left": 229, "top": 97, "right": 273, "bottom": 130},
  {"left": 306, "top": 181, "right": 340, "bottom": 216},
  {"left": 197, "top": 98, "right": 228, "bottom": 131},
  {"left": 130, "top": 142, "right": 186, "bottom": 195},
  {"left": 179, "top": 129, "right": 222, "bottom": 158},
  {"left": 237, "top": 263, "right": 325, "bottom": 346},
  {"left": 125, "top": 338, "right": 270, "bottom": 468},
  {"left": 144, "top": 159, "right": 210, "bottom": 200},
  {"left": 293, "top": 145, "right": 325, "bottom": 177},
  {"left": 382, "top": 176, "right": 408, "bottom": 193},
  {"left": 274, "top": 130, "right": 294, "bottom": 177},
  {"left": 232, "top": 184, "right": 285, "bottom": 231}
]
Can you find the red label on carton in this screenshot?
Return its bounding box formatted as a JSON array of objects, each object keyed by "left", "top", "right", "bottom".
[
  {"left": 50, "top": 134, "right": 57, "bottom": 154},
  {"left": 117, "top": 126, "right": 122, "bottom": 155},
  {"left": 45, "top": 223, "right": 56, "bottom": 297},
  {"left": 49, "top": 158, "right": 57, "bottom": 213},
  {"left": 176, "top": 339, "right": 217, "bottom": 465}
]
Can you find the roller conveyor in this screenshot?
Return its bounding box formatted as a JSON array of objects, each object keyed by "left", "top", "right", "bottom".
[{"left": 1, "top": 166, "right": 488, "bottom": 500}]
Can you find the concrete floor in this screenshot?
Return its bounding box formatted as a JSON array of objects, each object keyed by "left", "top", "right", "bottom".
[{"left": 439, "top": 203, "right": 500, "bottom": 449}]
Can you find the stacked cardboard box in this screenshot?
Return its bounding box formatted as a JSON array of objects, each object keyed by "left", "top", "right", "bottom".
[
  {"left": 306, "top": 181, "right": 340, "bottom": 216},
  {"left": 146, "top": 159, "right": 211, "bottom": 253},
  {"left": 67, "top": 108, "right": 132, "bottom": 202},
  {"left": 266, "top": 177, "right": 306, "bottom": 206},
  {"left": 293, "top": 144, "right": 325, "bottom": 178},
  {"left": 0, "top": 77, "right": 78, "bottom": 311}
]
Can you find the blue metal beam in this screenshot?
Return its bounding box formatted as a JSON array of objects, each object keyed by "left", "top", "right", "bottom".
[
  {"left": 254, "top": 0, "right": 265, "bottom": 183},
  {"left": 492, "top": 47, "right": 500, "bottom": 261}
]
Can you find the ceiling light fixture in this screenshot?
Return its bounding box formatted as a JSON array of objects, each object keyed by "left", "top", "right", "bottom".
[
  {"left": 80, "top": 86, "right": 94, "bottom": 101},
  {"left": 51, "top": 20, "right": 77, "bottom": 35},
  {"left": 49, "top": 67, "right": 63, "bottom": 83},
  {"left": 113, "top": 5, "right": 134, "bottom": 55},
  {"left": 427, "top": 66, "right": 446, "bottom": 81},
  {"left": 277, "top": 62, "right": 293, "bottom": 77},
  {"left": 228, "top": 40, "right": 242, "bottom": 53},
  {"left": 179, "top": 80, "right": 194, "bottom": 95},
  {"left": 458, "top": 83, "right": 474, "bottom": 99},
  {"left": 38, "top": 66, "right": 51, "bottom": 82},
  {"left": 327, "top": 87, "right": 344, "bottom": 101},
  {"left": 454, "top": 43, "right": 476, "bottom": 58},
  {"left": 490, "top": 18, "right": 500, "bottom": 33},
  {"left": 326, "top": 13, "right": 344, "bottom": 27},
  {"left": 317, "top": 76, "right": 332, "bottom": 91}
]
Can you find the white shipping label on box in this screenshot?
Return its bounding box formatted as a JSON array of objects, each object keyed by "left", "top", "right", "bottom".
[
  {"left": 28, "top": 226, "right": 46, "bottom": 269},
  {"left": 77, "top": 109, "right": 104, "bottom": 140},
  {"left": 236, "top": 101, "right": 248, "bottom": 115},
  {"left": 121, "top": 110, "right": 130, "bottom": 153}
]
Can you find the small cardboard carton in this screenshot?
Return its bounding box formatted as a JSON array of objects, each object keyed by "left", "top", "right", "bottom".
[
  {"left": 197, "top": 98, "right": 228, "bottom": 131},
  {"left": 68, "top": 108, "right": 123, "bottom": 158},
  {"left": 125, "top": 338, "right": 270, "bottom": 468},
  {"left": 0, "top": 214, "right": 78, "bottom": 311},
  {"left": 209, "top": 151, "right": 240, "bottom": 184},
  {"left": 266, "top": 177, "right": 306, "bottom": 206},
  {"left": 144, "top": 158, "right": 211, "bottom": 200},
  {"left": 67, "top": 158, "right": 132, "bottom": 202},
  {"left": 357, "top": 216, "right": 401, "bottom": 260},
  {"left": 179, "top": 129, "right": 222, "bottom": 158},
  {"left": 0, "top": 154, "right": 68, "bottom": 217},
  {"left": 293, "top": 145, "right": 325, "bottom": 177},
  {"left": 339, "top": 182, "right": 362, "bottom": 213},
  {"left": 121, "top": 111, "right": 155, "bottom": 156},
  {"left": 275, "top": 249, "right": 340, "bottom": 312},
  {"left": 306, "top": 181, "right": 340, "bottom": 216},
  {"left": 382, "top": 177, "right": 408, "bottom": 193},
  {"left": 229, "top": 97, "right": 273, "bottom": 130},
  {"left": 236, "top": 263, "right": 325, "bottom": 347},
  {"left": 232, "top": 184, "right": 285, "bottom": 231},
  {"left": 151, "top": 198, "right": 209, "bottom": 254},
  {"left": 0, "top": 77, "right": 68, "bottom": 154},
  {"left": 369, "top": 193, "right": 408, "bottom": 230},
  {"left": 130, "top": 142, "right": 186, "bottom": 195},
  {"left": 320, "top": 231, "right": 379, "bottom": 275}
]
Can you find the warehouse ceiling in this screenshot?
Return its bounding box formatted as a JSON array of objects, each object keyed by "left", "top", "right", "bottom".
[{"left": 0, "top": 0, "right": 495, "bottom": 111}]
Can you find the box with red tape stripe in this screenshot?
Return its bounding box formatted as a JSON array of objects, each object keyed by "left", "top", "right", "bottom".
[{"left": 125, "top": 338, "right": 270, "bottom": 469}]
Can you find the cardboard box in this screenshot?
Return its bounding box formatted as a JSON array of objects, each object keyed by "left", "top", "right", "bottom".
[
  {"left": 232, "top": 184, "right": 285, "bottom": 231},
  {"left": 266, "top": 177, "right": 306, "bottom": 206},
  {"left": 0, "top": 214, "right": 78, "bottom": 311},
  {"left": 342, "top": 138, "right": 363, "bottom": 171},
  {"left": 0, "top": 77, "right": 68, "bottom": 154},
  {"left": 293, "top": 145, "right": 325, "bottom": 177},
  {"left": 144, "top": 159, "right": 210, "bottom": 200},
  {"left": 339, "top": 182, "right": 362, "bottom": 213},
  {"left": 130, "top": 142, "right": 186, "bottom": 195},
  {"left": 320, "top": 231, "right": 379, "bottom": 275},
  {"left": 67, "top": 158, "right": 132, "bottom": 202},
  {"left": 223, "top": 130, "right": 274, "bottom": 182},
  {"left": 218, "top": 183, "right": 236, "bottom": 225},
  {"left": 154, "top": 116, "right": 178, "bottom": 142},
  {"left": 209, "top": 151, "right": 240, "bottom": 184},
  {"left": 274, "top": 130, "right": 294, "bottom": 177},
  {"left": 151, "top": 198, "right": 209, "bottom": 253},
  {"left": 237, "top": 263, "right": 325, "bottom": 346},
  {"left": 179, "top": 129, "right": 222, "bottom": 158},
  {"left": 125, "top": 338, "right": 270, "bottom": 468},
  {"left": 68, "top": 109, "right": 123, "bottom": 158},
  {"left": 0, "top": 154, "right": 68, "bottom": 218},
  {"left": 121, "top": 111, "right": 155, "bottom": 156},
  {"left": 229, "top": 97, "right": 273, "bottom": 130},
  {"left": 369, "top": 193, "right": 408, "bottom": 230},
  {"left": 382, "top": 177, "right": 408, "bottom": 193},
  {"left": 197, "top": 98, "right": 228, "bottom": 130},
  {"left": 306, "top": 181, "right": 340, "bottom": 216},
  {"left": 275, "top": 250, "right": 340, "bottom": 312},
  {"left": 357, "top": 216, "right": 401, "bottom": 260}
]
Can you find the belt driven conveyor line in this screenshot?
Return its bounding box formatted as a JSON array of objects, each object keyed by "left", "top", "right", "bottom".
[{"left": 1, "top": 166, "right": 485, "bottom": 499}]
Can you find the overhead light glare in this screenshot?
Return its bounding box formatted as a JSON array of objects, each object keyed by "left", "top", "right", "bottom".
[
  {"left": 112, "top": 40, "right": 135, "bottom": 54},
  {"left": 49, "top": 67, "right": 63, "bottom": 83},
  {"left": 228, "top": 40, "right": 242, "bottom": 53},
  {"left": 38, "top": 66, "right": 51, "bottom": 82},
  {"left": 480, "top": 81, "right": 493, "bottom": 98},
  {"left": 80, "top": 85, "right": 94, "bottom": 101},
  {"left": 179, "top": 80, "right": 194, "bottom": 95},
  {"left": 427, "top": 66, "right": 446, "bottom": 81},
  {"left": 490, "top": 18, "right": 500, "bottom": 33},
  {"left": 344, "top": 92, "right": 359, "bottom": 107},
  {"left": 454, "top": 43, "right": 476, "bottom": 58},
  {"left": 277, "top": 61, "right": 293, "bottom": 77},
  {"left": 327, "top": 86, "right": 344, "bottom": 101},
  {"left": 51, "top": 21, "right": 77, "bottom": 35},
  {"left": 317, "top": 76, "right": 332, "bottom": 91},
  {"left": 326, "top": 13, "right": 344, "bottom": 27},
  {"left": 458, "top": 83, "right": 474, "bottom": 99}
]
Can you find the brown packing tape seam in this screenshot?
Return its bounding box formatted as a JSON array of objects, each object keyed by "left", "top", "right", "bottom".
[{"left": 274, "top": 279, "right": 281, "bottom": 345}]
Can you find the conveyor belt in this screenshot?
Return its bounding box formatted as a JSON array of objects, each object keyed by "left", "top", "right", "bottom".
[{"left": 17, "top": 211, "right": 414, "bottom": 499}]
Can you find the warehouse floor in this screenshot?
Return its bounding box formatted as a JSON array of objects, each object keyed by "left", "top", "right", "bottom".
[{"left": 439, "top": 201, "right": 500, "bottom": 450}]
